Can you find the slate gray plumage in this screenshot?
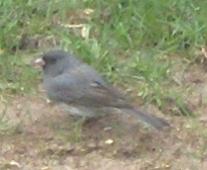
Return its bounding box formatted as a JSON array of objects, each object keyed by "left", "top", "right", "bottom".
[{"left": 38, "top": 50, "right": 169, "bottom": 129}]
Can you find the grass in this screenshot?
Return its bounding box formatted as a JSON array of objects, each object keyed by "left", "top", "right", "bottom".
[{"left": 0, "top": 0, "right": 207, "bottom": 126}]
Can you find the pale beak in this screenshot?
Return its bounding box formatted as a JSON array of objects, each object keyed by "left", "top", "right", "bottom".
[{"left": 33, "top": 58, "right": 45, "bottom": 67}]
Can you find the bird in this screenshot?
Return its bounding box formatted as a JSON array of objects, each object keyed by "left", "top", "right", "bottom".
[{"left": 35, "top": 50, "right": 170, "bottom": 130}]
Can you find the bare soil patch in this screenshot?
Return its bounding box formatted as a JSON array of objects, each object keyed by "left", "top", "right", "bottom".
[{"left": 1, "top": 62, "right": 207, "bottom": 169}]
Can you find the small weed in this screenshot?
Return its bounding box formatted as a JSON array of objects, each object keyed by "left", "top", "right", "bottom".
[{"left": 0, "top": 105, "right": 11, "bottom": 134}]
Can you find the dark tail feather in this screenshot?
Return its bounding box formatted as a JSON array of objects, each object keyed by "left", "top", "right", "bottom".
[{"left": 123, "top": 107, "right": 170, "bottom": 130}]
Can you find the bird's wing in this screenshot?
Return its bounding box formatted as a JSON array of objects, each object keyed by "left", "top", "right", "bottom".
[
  {"left": 78, "top": 81, "right": 130, "bottom": 108},
  {"left": 45, "top": 69, "right": 129, "bottom": 108}
]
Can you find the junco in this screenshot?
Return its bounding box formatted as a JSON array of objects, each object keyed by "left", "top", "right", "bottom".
[{"left": 35, "top": 50, "right": 170, "bottom": 129}]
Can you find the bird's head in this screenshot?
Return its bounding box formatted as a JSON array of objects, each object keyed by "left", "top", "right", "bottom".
[{"left": 34, "top": 50, "right": 80, "bottom": 77}]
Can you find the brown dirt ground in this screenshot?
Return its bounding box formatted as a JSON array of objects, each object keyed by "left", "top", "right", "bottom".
[{"left": 1, "top": 63, "right": 207, "bottom": 170}]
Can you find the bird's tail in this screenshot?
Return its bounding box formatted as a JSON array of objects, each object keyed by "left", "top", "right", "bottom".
[{"left": 123, "top": 107, "right": 170, "bottom": 130}]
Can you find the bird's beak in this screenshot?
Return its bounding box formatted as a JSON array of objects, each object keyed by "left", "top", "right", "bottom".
[{"left": 33, "top": 58, "right": 45, "bottom": 68}]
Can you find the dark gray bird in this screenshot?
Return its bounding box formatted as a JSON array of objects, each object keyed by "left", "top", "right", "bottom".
[{"left": 35, "top": 50, "right": 170, "bottom": 130}]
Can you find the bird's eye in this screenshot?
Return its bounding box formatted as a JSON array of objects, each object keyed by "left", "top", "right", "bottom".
[
  {"left": 42, "top": 55, "right": 57, "bottom": 65},
  {"left": 44, "top": 57, "right": 56, "bottom": 64}
]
